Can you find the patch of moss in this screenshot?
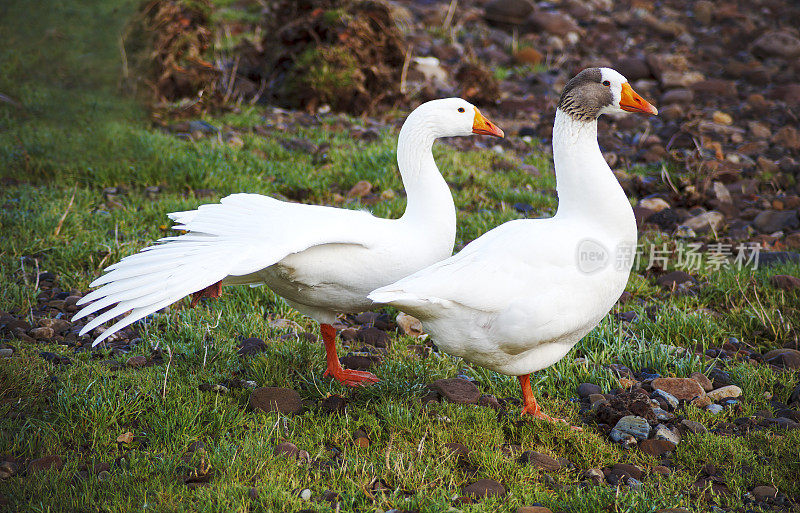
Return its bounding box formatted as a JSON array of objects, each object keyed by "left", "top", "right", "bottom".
[
  {"left": 322, "top": 7, "right": 350, "bottom": 25},
  {"left": 286, "top": 46, "right": 363, "bottom": 110}
]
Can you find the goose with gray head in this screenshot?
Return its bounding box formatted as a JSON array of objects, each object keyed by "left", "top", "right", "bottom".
[
  {"left": 370, "top": 68, "right": 657, "bottom": 422},
  {"left": 73, "top": 98, "right": 503, "bottom": 386}
]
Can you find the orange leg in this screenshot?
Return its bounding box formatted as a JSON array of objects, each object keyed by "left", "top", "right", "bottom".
[
  {"left": 518, "top": 374, "right": 582, "bottom": 430},
  {"left": 190, "top": 281, "right": 223, "bottom": 307},
  {"left": 320, "top": 323, "right": 379, "bottom": 386}
]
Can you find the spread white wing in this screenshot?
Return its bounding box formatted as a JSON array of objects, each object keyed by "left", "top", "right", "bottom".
[{"left": 74, "top": 193, "right": 383, "bottom": 345}]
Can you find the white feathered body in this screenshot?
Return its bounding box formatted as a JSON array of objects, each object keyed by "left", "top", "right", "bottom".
[
  {"left": 370, "top": 215, "right": 634, "bottom": 376},
  {"left": 369, "top": 108, "right": 637, "bottom": 377},
  {"left": 75, "top": 191, "right": 455, "bottom": 344},
  {"left": 74, "top": 98, "right": 492, "bottom": 346},
  {"left": 222, "top": 201, "right": 456, "bottom": 322}
]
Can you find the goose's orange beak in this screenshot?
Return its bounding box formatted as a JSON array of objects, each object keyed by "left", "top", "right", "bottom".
[
  {"left": 619, "top": 83, "right": 658, "bottom": 115},
  {"left": 472, "top": 107, "right": 504, "bottom": 138}
]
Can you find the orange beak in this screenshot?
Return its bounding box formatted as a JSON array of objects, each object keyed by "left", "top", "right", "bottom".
[
  {"left": 472, "top": 107, "right": 504, "bottom": 138},
  {"left": 619, "top": 83, "right": 658, "bottom": 115}
]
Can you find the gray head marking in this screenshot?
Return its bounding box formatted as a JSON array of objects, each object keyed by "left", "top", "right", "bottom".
[{"left": 557, "top": 68, "right": 615, "bottom": 122}]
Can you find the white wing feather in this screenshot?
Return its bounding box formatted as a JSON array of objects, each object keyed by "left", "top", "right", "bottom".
[
  {"left": 75, "top": 193, "right": 381, "bottom": 346},
  {"left": 368, "top": 219, "right": 569, "bottom": 315}
]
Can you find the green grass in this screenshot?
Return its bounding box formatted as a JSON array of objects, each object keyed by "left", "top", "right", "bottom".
[{"left": 2, "top": 1, "right": 800, "bottom": 512}]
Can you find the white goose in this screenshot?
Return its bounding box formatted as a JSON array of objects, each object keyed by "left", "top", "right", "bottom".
[
  {"left": 74, "top": 98, "right": 504, "bottom": 386},
  {"left": 370, "top": 68, "right": 657, "bottom": 418}
]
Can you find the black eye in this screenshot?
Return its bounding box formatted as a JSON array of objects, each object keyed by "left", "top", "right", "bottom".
[
  {"left": 602, "top": 80, "right": 610, "bottom": 86},
  {"left": 458, "top": 107, "right": 465, "bottom": 113}
]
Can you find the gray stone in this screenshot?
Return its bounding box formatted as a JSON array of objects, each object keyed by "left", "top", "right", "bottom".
[
  {"left": 653, "top": 407, "right": 674, "bottom": 421},
  {"left": 707, "top": 404, "right": 724, "bottom": 414},
  {"left": 611, "top": 463, "right": 644, "bottom": 480},
  {"left": 752, "top": 485, "right": 778, "bottom": 501},
  {"left": 273, "top": 442, "right": 299, "bottom": 458},
  {"left": 654, "top": 424, "right": 681, "bottom": 445},
  {"left": 27, "top": 455, "right": 63, "bottom": 473},
  {"left": 0, "top": 461, "right": 18, "bottom": 479},
  {"left": 583, "top": 468, "right": 605, "bottom": 484},
  {"left": 752, "top": 31, "right": 800, "bottom": 59},
  {"left": 753, "top": 210, "right": 799, "bottom": 233},
  {"left": 577, "top": 382, "right": 602, "bottom": 398},
  {"left": 656, "top": 272, "right": 696, "bottom": 290},
  {"left": 681, "top": 419, "right": 707, "bottom": 433},
  {"left": 627, "top": 477, "right": 643, "bottom": 488},
  {"left": 484, "top": 0, "right": 533, "bottom": 26},
  {"left": 610, "top": 415, "right": 651, "bottom": 442},
  {"left": 763, "top": 348, "right": 800, "bottom": 369},
  {"left": 519, "top": 451, "right": 561, "bottom": 471},
  {"left": 770, "top": 275, "right": 800, "bottom": 292},
  {"left": 126, "top": 355, "right": 147, "bottom": 368},
  {"left": 654, "top": 389, "right": 679, "bottom": 409}
]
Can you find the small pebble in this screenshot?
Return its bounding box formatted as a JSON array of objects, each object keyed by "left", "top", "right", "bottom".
[
  {"left": 752, "top": 485, "right": 778, "bottom": 501},
  {"left": 126, "top": 355, "right": 147, "bottom": 368},
  {"left": 583, "top": 468, "right": 605, "bottom": 484},
  {"left": 654, "top": 389, "right": 679, "bottom": 409},
  {"left": 577, "top": 383, "right": 602, "bottom": 398},
  {"left": 653, "top": 407, "right": 674, "bottom": 421},
  {"left": 706, "top": 385, "right": 742, "bottom": 401},
  {"left": 652, "top": 377, "right": 704, "bottom": 401},
  {"left": 519, "top": 451, "right": 561, "bottom": 471},
  {"left": 610, "top": 415, "right": 651, "bottom": 442},
  {"left": 680, "top": 419, "right": 707, "bottom": 433},
  {"left": 690, "top": 372, "right": 713, "bottom": 392},
  {"left": 274, "top": 442, "right": 299, "bottom": 458},
  {"left": 198, "top": 383, "right": 229, "bottom": 393},
  {"left": 654, "top": 424, "right": 681, "bottom": 445},
  {"left": 431, "top": 378, "right": 481, "bottom": 404},
  {"left": 463, "top": 479, "right": 506, "bottom": 498},
  {"left": 250, "top": 387, "right": 302, "bottom": 415},
  {"left": 640, "top": 439, "right": 676, "bottom": 457},
  {"left": 627, "top": 476, "right": 643, "bottom": 488}
]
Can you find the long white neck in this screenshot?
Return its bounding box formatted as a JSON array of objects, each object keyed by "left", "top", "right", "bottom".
[
  {"left": 552, "top": 109, "right": 635, "bottom": 234},
  {"left": 396, "top": 118, "right": 456, "bottom": 242}
]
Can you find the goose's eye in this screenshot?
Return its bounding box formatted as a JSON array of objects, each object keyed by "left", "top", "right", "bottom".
[
  {"left": 602, "top": 80, "right": 610, "bottom": 86},
  {"left": 458, "top": 107, "right": 465, "bottom": 113}
]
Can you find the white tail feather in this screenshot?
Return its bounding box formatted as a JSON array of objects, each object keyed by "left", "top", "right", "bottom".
[{"left": 74, "top": 192, "right": 376, "bottom": 346}]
